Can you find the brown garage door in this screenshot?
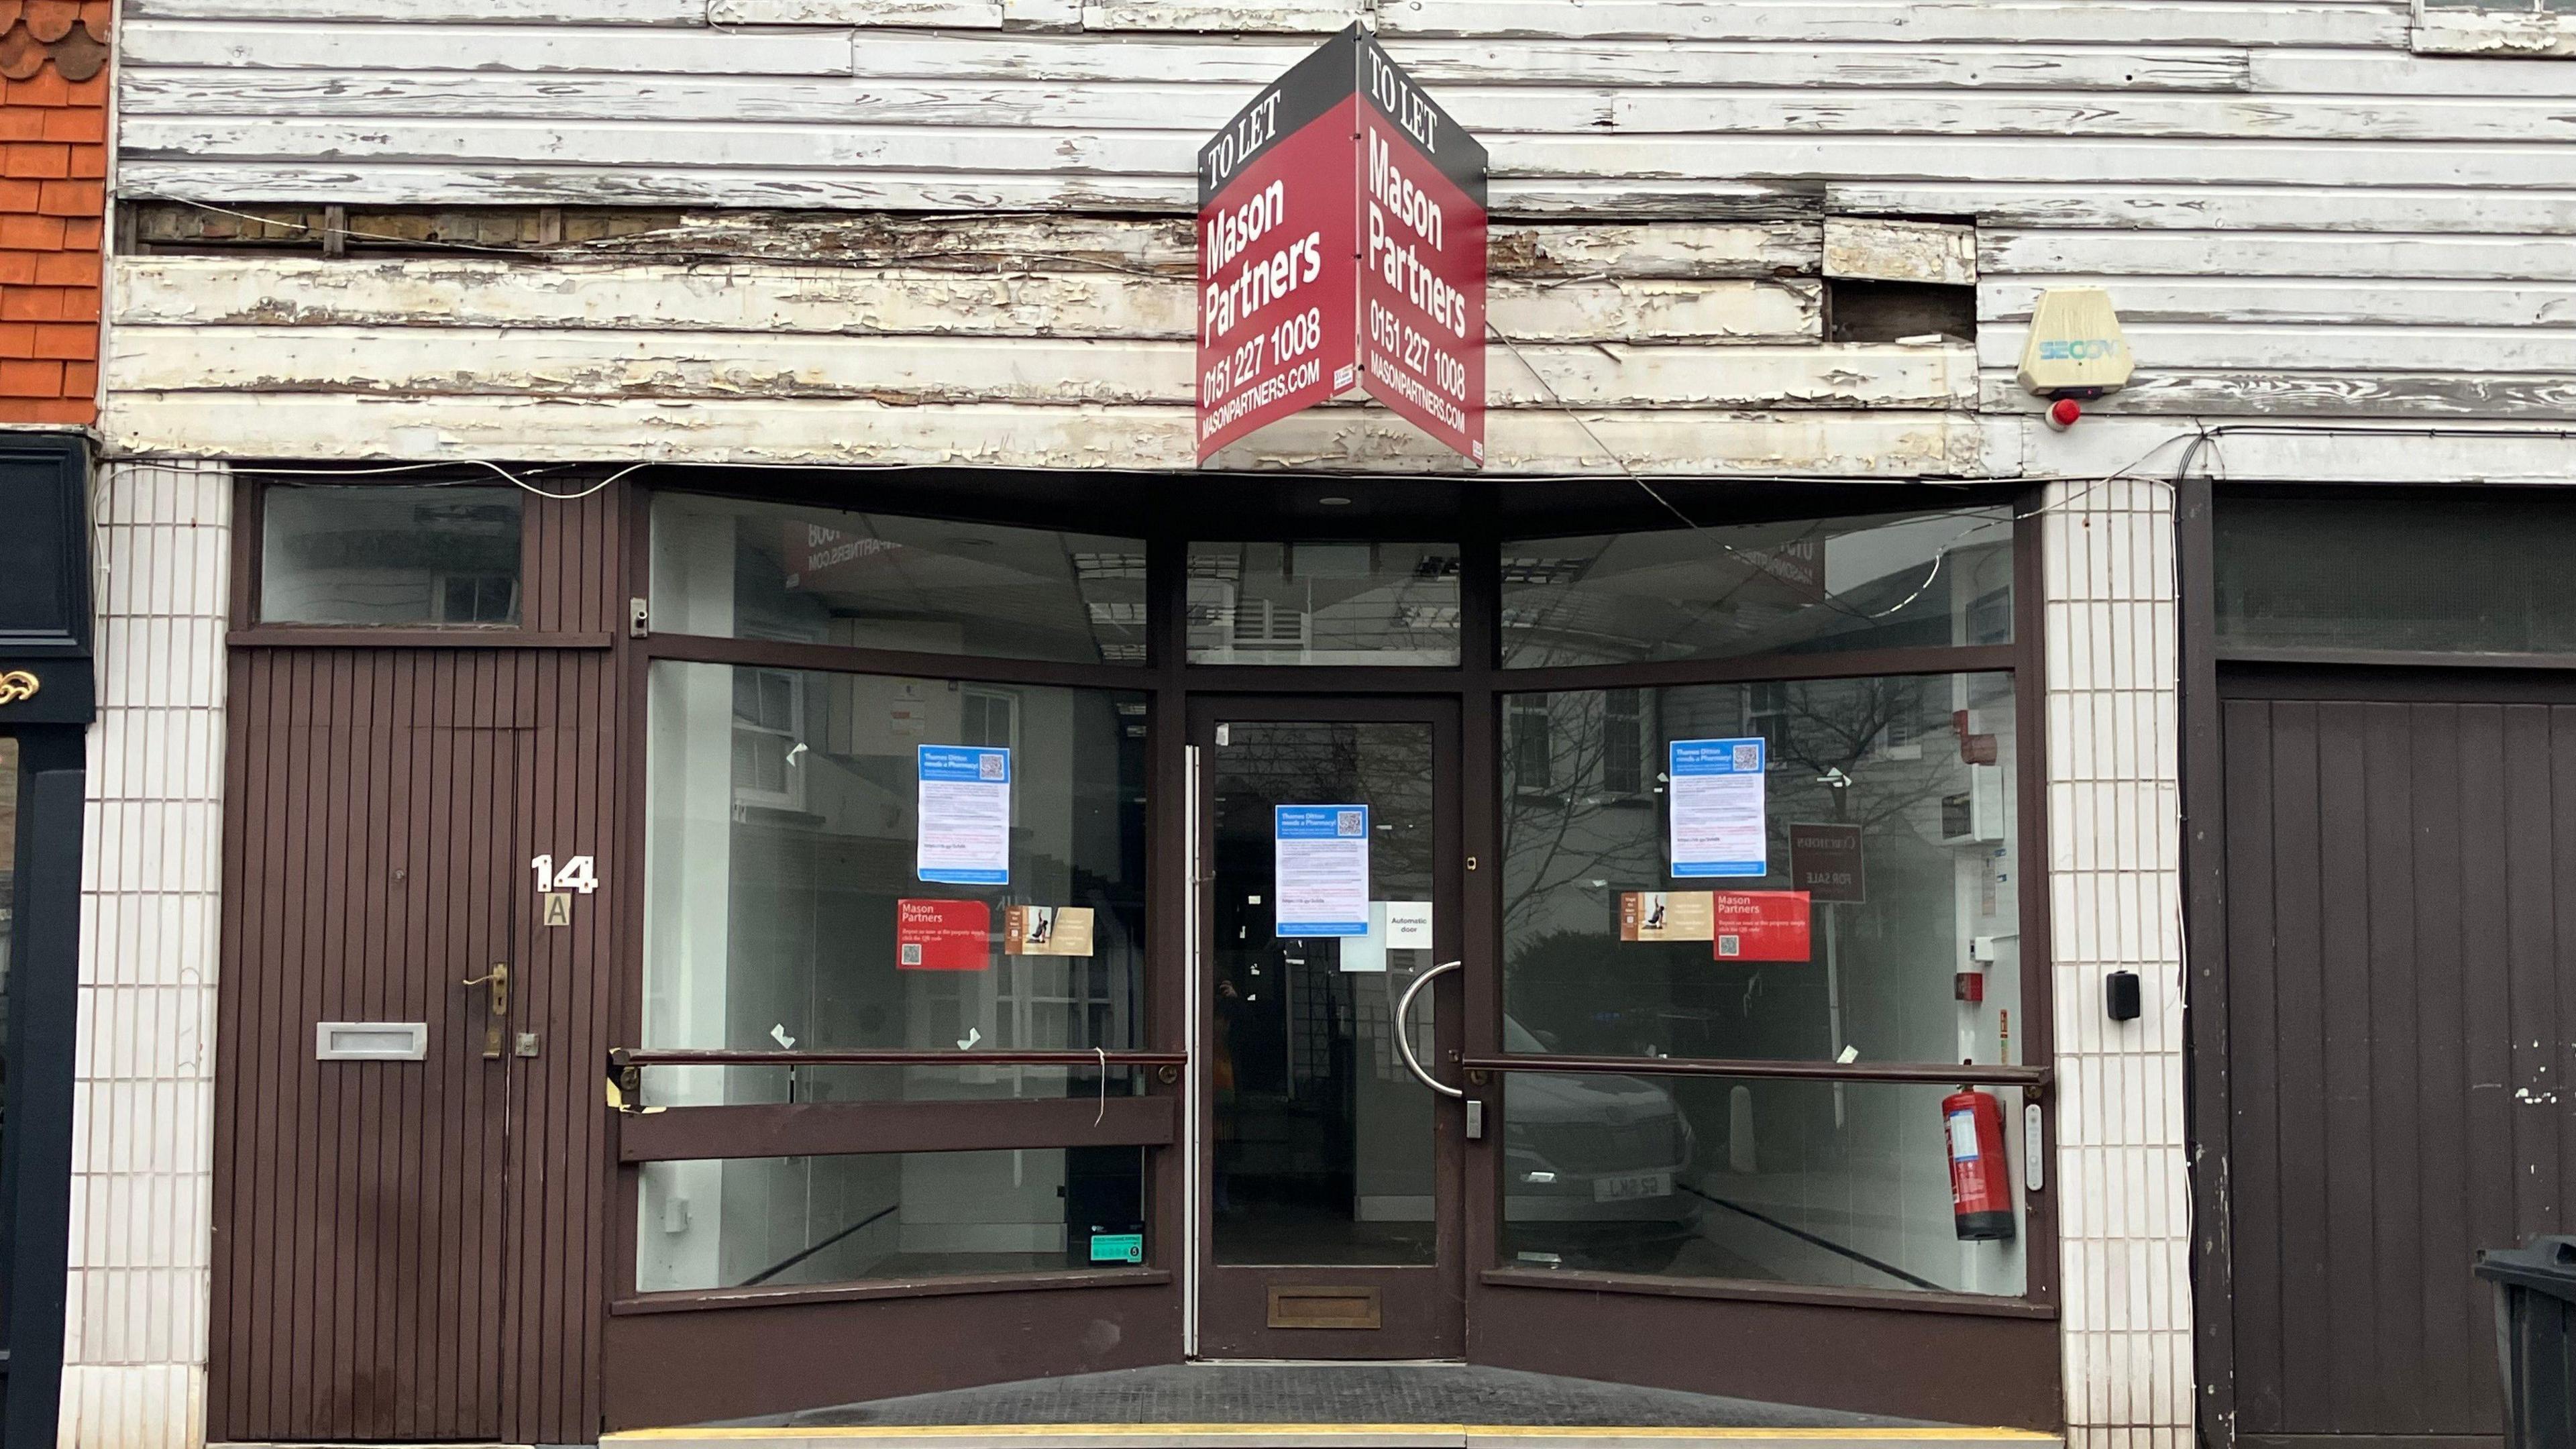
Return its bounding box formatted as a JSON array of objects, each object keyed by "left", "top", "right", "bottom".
[{"left": 2222, "top": 680, "right": 2576, "bottom": 1449}]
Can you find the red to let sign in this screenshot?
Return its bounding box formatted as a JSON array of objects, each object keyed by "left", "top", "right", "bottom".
[
  {"left": 896, "top": 898, "right": 991, "bottom": 971},
  {"left": 1711, "top": 892, "right": 1813, "bottom": 963},
  {"left": 1195, "top": 25, "right": 1487, "bottom": 465}
]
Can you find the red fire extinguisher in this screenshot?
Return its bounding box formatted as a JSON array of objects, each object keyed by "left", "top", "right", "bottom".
[{"left": 1943, "top": 1087, "right": 2017, "bottom": 1242}]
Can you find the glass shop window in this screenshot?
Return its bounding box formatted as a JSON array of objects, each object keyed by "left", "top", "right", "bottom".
[
  {"left": 1186, "top": 541, "right": 1462, "bottom": 665},
  {"left": 260, "top": 484, "right": 523, "bottom": 626},
  {"left": 649, "top": 493, "right": 1146, "bottom": 665},
  {"left": 641, "top": 662, "right": 1149, "bottom": 1108},
  {"left": 1500, "top": 1073, "right": 2025, "bottom": 1296},
  {"left": 637, "top": 1146, "right": 1146, "bottom": 1293},
  {"left": 1501, "top": 506, "right": 2013, "bottom": 668},
  {"left": 1498, "top": 672, "right": 2021, "bottom": 1068},
  {"left": 2216, "top": 492, "right": 2576, "bottom": 657}
]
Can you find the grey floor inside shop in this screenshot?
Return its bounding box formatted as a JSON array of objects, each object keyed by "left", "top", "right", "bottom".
[{"left": 729, "top": 1362, "right": 1943, "bottom": 1429}]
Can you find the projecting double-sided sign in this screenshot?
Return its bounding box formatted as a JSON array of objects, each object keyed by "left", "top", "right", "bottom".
[{"left": 1195, "top": 24, "right": 1487, "bottom": 465}]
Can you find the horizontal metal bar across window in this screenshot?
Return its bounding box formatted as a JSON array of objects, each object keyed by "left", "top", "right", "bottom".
[
  {"left": 1462, "top": 1053, "right": 2047, "bottom": 1088},
  {"left": 611, "top": 1048, "right": 1187, "bottom": 1069}
]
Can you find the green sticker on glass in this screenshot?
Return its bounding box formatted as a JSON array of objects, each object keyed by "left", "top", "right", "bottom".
[{"left": 1089, "top": 1232, "right": 1144, "bottom": 1265}]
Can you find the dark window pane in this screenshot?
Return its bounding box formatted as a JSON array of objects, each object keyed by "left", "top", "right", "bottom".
[
  {"left": 260, "top": 484, "right": 522, "bottom": 626},
  {"left": 1503, "top": 508, "right": 2012, "bottom": 667},
  {"left": 0, "top": 737, "right": 15, "bottom": 1088},
  {"left": 1208, "top": 722, "right": 1438, "bottom": 1266},
  {"left": 1501, "top": 1074, "right": 2026, "bottom": 1295},
  {"left": 2216, "top": 494, "right": 2576, "bottom": 655},
  {"left": 1509, "top": 702, "right": 1554, "bottom": 792},
  {"left": 1602, "top": 689, "right": 1644, "bottom": 796},
  {"left": 1187, "top": 541, "right": 1461, "bottom": 665},
  {"left": 651, "top": 494, "right": 1146, "bottom": 665},
  {"left": 638, "top": 1146, "right": 1145, "bottom": 1292},
  {"left": 1501, "top": 674, "right": 2020, "bottom": 1067}
]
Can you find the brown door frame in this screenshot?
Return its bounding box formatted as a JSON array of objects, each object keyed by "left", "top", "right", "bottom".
[
  {"left": 1187, "top": 692, "right": 1470, "bottom": 1359},
  {"left": 2179, "top": 476, "right": 2576, "bottom": 1449}
]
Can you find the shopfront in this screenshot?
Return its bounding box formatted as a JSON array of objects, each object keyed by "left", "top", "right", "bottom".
[
  {"left": 0, "top": 435, "right": 91, "bottom": 1449},
  {"left": 211, "top": 468, "right": 2060, "bottom": 1440}
]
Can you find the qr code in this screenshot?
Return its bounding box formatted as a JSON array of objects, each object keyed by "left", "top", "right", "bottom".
[
  {"left": 1731, "top": 743, "right": 1760, "bottom": 771},
  {"left": 1717, "top": 936, "right": 1741, "bottom": 957},
  {"left": 902, "top": 943, "right": 924, "bottom": 965},
  {"left": 1337, "top": 810, "right": 1364, "bottom": 836},
  {"left": 978, "top": 753, "right": 1006, "bottom": 780}
]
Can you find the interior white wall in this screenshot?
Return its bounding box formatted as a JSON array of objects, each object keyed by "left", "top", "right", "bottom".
[{"left": 637, "top": 508, "right": 737, "bottom": 1293}]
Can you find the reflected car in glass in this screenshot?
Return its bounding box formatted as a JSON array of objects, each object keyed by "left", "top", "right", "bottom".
[{"left": 1497, "top": 1014, "right": 1700, "bottom": 1274}]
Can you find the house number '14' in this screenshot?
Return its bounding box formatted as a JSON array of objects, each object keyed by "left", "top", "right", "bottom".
[{"left": 531, "top": 855, "right": 600, "bottom": 895}]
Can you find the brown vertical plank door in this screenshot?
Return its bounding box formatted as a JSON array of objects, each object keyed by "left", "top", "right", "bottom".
[
  {"left": 211, "top": 650, "right": 528, "bottom": 1442},
  {"left": 212, "top": 487, "right": 625, "bottom": 1444},
  {"left": 2222, "top": 683, "right": 2576, "bottom": 1449}
]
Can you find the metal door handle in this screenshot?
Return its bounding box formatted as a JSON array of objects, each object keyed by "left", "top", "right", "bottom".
[
  {"left": 464, "top": 964, "right": 510, "bottom": 1059},
  {"left": 1395, "top": 960, "right": 1463, "bottom": 1100},
  {"left": 462, "top": 963, "right": 510, "bottom": 1016}
]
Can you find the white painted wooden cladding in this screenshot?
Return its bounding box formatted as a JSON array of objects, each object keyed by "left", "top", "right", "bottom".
[
  {"left": 101, "top": 239, "right": 1983, "bottom": 470},
  {"left": 116, "top": 6, "right": 2576, "bottom": 425}
]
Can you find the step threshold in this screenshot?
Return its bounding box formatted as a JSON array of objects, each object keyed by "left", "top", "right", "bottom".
[{"left": 606, "top": 1428, "right": 2061, "bottom": 1449}]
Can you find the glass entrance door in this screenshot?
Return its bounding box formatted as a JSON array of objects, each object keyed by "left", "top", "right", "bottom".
[{"left": 1192, "top": 699, "right": 1464, "bottom": 1358}]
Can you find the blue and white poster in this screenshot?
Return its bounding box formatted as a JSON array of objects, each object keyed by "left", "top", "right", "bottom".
[
  {"left": 1669, "top": 737, "right": 1767, "bottom": 878},
  {"left": 1275, "top": 804, "right": 1371, "bottom": 936},
  {"left": 917, "top": 744, "right": 1011, "bottom": 885}
]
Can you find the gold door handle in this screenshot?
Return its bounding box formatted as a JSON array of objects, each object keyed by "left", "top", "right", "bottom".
[
  {"left": 464, "top": 964, "right": 510, "bottom": 1059},
  {"left": 462, "top": 963, "right": 510, "bottom": 1014}
]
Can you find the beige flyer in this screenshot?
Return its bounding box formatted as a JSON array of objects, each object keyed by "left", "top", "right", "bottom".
[
  {"left": 1004, "top": 904, "right": 1096, "bottom": 957},
  {"left": 1619, "top": 890, "right": 1714, "bottom": 942}
]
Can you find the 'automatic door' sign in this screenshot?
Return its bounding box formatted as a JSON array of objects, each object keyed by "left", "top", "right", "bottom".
[{"left": 1195, "top": 25, "right": 1488, "bottom": 466}]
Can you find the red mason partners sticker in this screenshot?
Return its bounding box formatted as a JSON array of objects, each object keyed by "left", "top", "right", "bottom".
[
  {"left": 896, "top": 898, "right": 992, "bottom": 971},
  {"left": 1195, "top": 25, "right": 1487, "bottom": 466},
  {"left": 1711, "top": 891, "right": 1813, "bottom": 963}
]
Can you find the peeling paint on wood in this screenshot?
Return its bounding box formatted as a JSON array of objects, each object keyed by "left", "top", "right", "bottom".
[
  {"left": 1002, "top": 0, "right": 1084, "bottom": 32},
  {"left": 1982, "top": 278, "right": 2576, "bottom": 329},
  {"left": 119, "top": 72, "right": 2576, "bottom": 145},
  {"left": 122, "top": 19, "right": 859, "bottom": 75},
  {"left": 101, "top": 396, "right": 1988, "bottom": 477},
  {"left": 1824, "top": 217, "right": 1977, "bottom": 286},
  {"left": 110, "top": 258, "right": 1824, "bottom": 344},
  {"left": 1831, "top": 183, "right": 2576, "bottom": 235},
  {"left": 1984, "top": 229, "right": 2576, "bottom": 282},
  {"left": 1379, "top": 0, "right": 2410, "bottom": 48},
  {"left": 712, "top": 0, "right": 1000, "bottom": 23},
  {"left": 1978, "top": 321, "right": 2576, "bottom": 374},
  {"left": 2411, "top": 9, "right": 2576, "bottom": 58},
  {"left": 117, "top": 117, "right": 2576, "bottom": 197},
  {"left": 109, "top": 324, "right": 1958, "bottom": 409},
  {"left": 1979, "top": 370, "right": 2576, "bottom": 420},
  {"left": 1080, "top": 0, "right": 1366, "bottom": 32},
  {"left": 128, "top": 0, "right": 705, "bottom": 20}
]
